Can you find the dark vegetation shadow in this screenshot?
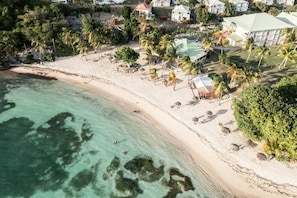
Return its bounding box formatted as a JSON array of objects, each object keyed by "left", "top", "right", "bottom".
[{"left": 216, "top": 109, "right": 227, "bottom": 115}]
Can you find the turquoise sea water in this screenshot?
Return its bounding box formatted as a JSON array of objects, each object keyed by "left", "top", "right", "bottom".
[{"left": 0, "top": 71, "right": 232, "bottom": 198}]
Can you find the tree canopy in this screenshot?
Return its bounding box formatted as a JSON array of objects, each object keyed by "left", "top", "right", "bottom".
[
  {"left": 114, "top": 46, "right": 139, "bottom": 65},
  {"left": 233, "top": 75, "right": 297, "bottom": 161}
]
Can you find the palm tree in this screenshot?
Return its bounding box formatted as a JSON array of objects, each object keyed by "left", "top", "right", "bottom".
[
  {"left": 234, "top": 66, "right": 260, "bottom": 88},
  {"left": 0, "top": 32, "right": 17, "bottom": 57},
  {"left": 164, "top": 45, "right": 177, "bottom": 66},
  {"left": 61, "top": 28, "right": 75, "bottom": 53},
  {"left": 281, "top": 28, "right": 291, "bottom": 44},
  {"left": 212, "top": 75, "right": 228, "bottom": 102},
  {"left": 165, "top": 69, "right": 178, "bottom": 90},
  {"left": 202, "top": 37, "right": 213, "bottom": 53},
  {"left": 159, "top": 34, "right": 173, "bottom": 50},
  {"left": 143, "top": 48, "right": 153, "bottom": 65},
  {"left": 227, "top": 64, "right": 241, "bottom": 83},
  {"left": 255, "top": 44, "right": 270, "bottom": 69},
  {"left": 277, "top": 45, "right": 296, "bottom": 69},
  {"left": 245, "top": 38, "right": 255, "bottom": 63},
  {"left": 31, "top": 38, "right": 47, "bottom": 62},
  {"left": 140, "top": 34, "right": 153, "bottom": 49},
  {"left": 214, "top": 31, "right": 226, "bottom": 46},
  {"left": 139, "top": 17, "right": 149, "bottom": 35},
  {"left": 149, "top": 68, "right": 158, "bottom": 84},
  {"left": 178, "top": 55, "right": 194, "bottom": 74}
]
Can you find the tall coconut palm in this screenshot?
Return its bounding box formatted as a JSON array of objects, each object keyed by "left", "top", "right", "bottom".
[
  {"left": 281, "top": 28, "right": 291, "bottom": 44},
  {"left": 164, "top": 45, "right": 177, "bottom": 66},
  {"left": 179, "top": 56, "right": 198, "bottom": 75},
  {"left": 61, "top": 28, "right": 75, "bottom": 53},
  {"left": 139, "top": 17, "right": 149, "bottom": 35},
  {"left": 0, "top": 32, "right": 17, "bottom": 57},
  {"left": 31, "top": 37, "right": 47, "bottom": 62},
  {"left": 149, "top": 67, "right": 158, "bottom": 84},
  {"left": 202, "top": 37, "right": 213, "bottom": 53},
  {"left": 214, "top": 31, "right": 226, "bottom": 46},
  {"left": 159, "top": 34, "right": 173, "bottom": 51},
  {"left": 212, "top": 75, "right": 228, "bottom": 102},
  {"left": 233, "top": 66, "right": 259, "bottom": 88},
  {"left": 245, "top": 38, "right": 255, "bottom": 63},
  {"left": 140, "top": 34, "right": 153, "bottom": 49},
  {"left": 278, "top": 45, "right": 296, "bottom": 69},
  {"left": 255, "top": 44, "right": 270, "bottom": 69},
  {"left": 143, "top": 48, "right": 153, "bottom": 65},
  {"left": 227, "top": 64, "right": 241, "bottom": 83},
  {"left": 165, "top": 69, "right": 178, "bottom": 90}
]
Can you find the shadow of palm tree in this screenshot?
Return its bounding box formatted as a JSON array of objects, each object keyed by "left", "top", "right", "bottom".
[{"left": 216, "top": 109, "right": 227, "bottom": 115}]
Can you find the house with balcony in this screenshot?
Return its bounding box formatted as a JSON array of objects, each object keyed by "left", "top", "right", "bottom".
[
  {"left": 152, "top": 0, "right": 171, "bottom": 7},
  {"left": 51, "top": 0, "right": 70, "bottom": 3},
  {"left": 253, "top": 0, "right": 273, "bottom": 5},
  {"left": 205, "top": 0, "right": 225, "bottom": 14},
  {"left": 275, "top": 0, "right": 295, "bottom": 6},
  {"left": 93, "top": 0, "right": 125, "bottom": 4},
  {"left": 229, "top": 0, "right": 249, "bottom": 12},
  {"left": 171, "top": 5, "right": 191, "bottom": 22},
  {"left": 134, "top": 3, "right": 155, "bottom": 20},
  {"left": 223, "top": 13, "right": 295, "bottom": 47}
]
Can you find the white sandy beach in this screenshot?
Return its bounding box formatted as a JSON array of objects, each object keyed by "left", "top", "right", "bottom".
[{"left": 10, "top": 42, "right": 297, "bottom": 198}]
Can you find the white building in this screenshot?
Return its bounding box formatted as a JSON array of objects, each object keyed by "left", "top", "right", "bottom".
[
  {"left": 51, "top": 0, "right": 70, "bottom": 3},
  {"left": 276, "top": 0, "right": 295, "bottom": 6},
  {"left": 229, "top": 0, "right": 249, "bottom": 12},
  {"left": 205, "top": 0, "right": 225, "bottom": 14},
  {"left": 171, "top": 5, "right": 191, "bottom": 22},
  {"left": 223, "top": 13, "right": 295, "bottom": 47},
  {"left": 152, "top": 0, "right": 171, "bottom": 7},
  {"left": 134, "top": 3, "right": 154, "bottom": 20},
  {"left": 93, "top": 0, "right": 125, "bottom": 5},
  {"left": 277, "top": 12, "right": 297, "bottom": 27},
  {"left": 253, "top": 0, "right": 273, "bottom": 5}
]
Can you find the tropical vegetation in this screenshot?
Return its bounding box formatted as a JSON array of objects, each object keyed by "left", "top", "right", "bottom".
[{"left": 233, "top": 75, "right": 297, "bottom": 161}]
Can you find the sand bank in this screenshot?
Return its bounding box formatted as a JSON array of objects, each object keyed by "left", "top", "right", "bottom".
[{"left": 10, "top": 43, "right": 297, "bottom": 198}]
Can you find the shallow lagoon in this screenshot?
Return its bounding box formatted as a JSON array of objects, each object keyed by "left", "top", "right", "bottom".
[{"left": 0, "top": 71, "right": 231, "bottom": 198}]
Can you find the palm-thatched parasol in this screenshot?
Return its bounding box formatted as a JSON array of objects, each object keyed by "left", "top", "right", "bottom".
[
  {"left": 206, "top": 111, "right": 213, "bottom": 118},
  {"left": 175, "top": 101, "right": 181, "bottom": 107},
  {"left": 192, "top": 117, "right": 199, "bottom": 123}
]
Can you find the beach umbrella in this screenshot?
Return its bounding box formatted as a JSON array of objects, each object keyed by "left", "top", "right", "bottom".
[
  {"left": 206, "top": 111, "right": 213, "bottom": 117},
  {"left": 192, "top": 117, "right": 199, "bottom": 123},
  {"left": 230, "top": 143, "right": 240, "bottom": 151},
  {"left": 175, "top": 101, "right": 181, "bottom": 107}
]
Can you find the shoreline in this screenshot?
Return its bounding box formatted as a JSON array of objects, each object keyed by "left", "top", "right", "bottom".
[{"left": 9, "top": 47, "right": 297, "bottom": 197}]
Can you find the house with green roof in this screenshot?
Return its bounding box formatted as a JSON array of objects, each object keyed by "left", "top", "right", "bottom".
[
  {"left": 174, "top": 38, "right": 207, "bottom": 63},
  {"left": 223, "top": 13, "right": 295, "bottom": 47}
]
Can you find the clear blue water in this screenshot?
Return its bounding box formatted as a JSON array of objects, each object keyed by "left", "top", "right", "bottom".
[{"left": 0, "top": 71, "right": 232, "bottom": 198}]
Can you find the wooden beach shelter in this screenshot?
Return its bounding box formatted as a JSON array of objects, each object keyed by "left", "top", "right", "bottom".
[{"left": 192, "top": 75, "right": 217, "bottom": 99}]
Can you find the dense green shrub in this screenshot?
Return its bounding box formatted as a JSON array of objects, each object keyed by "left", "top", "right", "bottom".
[
  {"left": 233, "top": 75, "right": 297, "bottom": 161},
  {"left": 42, "top": 53, "right": 55, "bottom": 62},
  {"left": 23, "top": 54, "right": 40, "bottom": 64}
]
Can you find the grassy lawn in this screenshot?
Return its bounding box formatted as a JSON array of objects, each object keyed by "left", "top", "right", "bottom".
[{"left": 212, "top": 46, "right": 297, "bottom": 85}]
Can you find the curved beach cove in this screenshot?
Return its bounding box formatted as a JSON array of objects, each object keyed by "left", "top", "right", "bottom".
[
  {"left": 0, "top": 71, "right": 229, "bottom": 197},
  {"left": 8, "top": 43, "right": 297, "bottom": 197}
]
